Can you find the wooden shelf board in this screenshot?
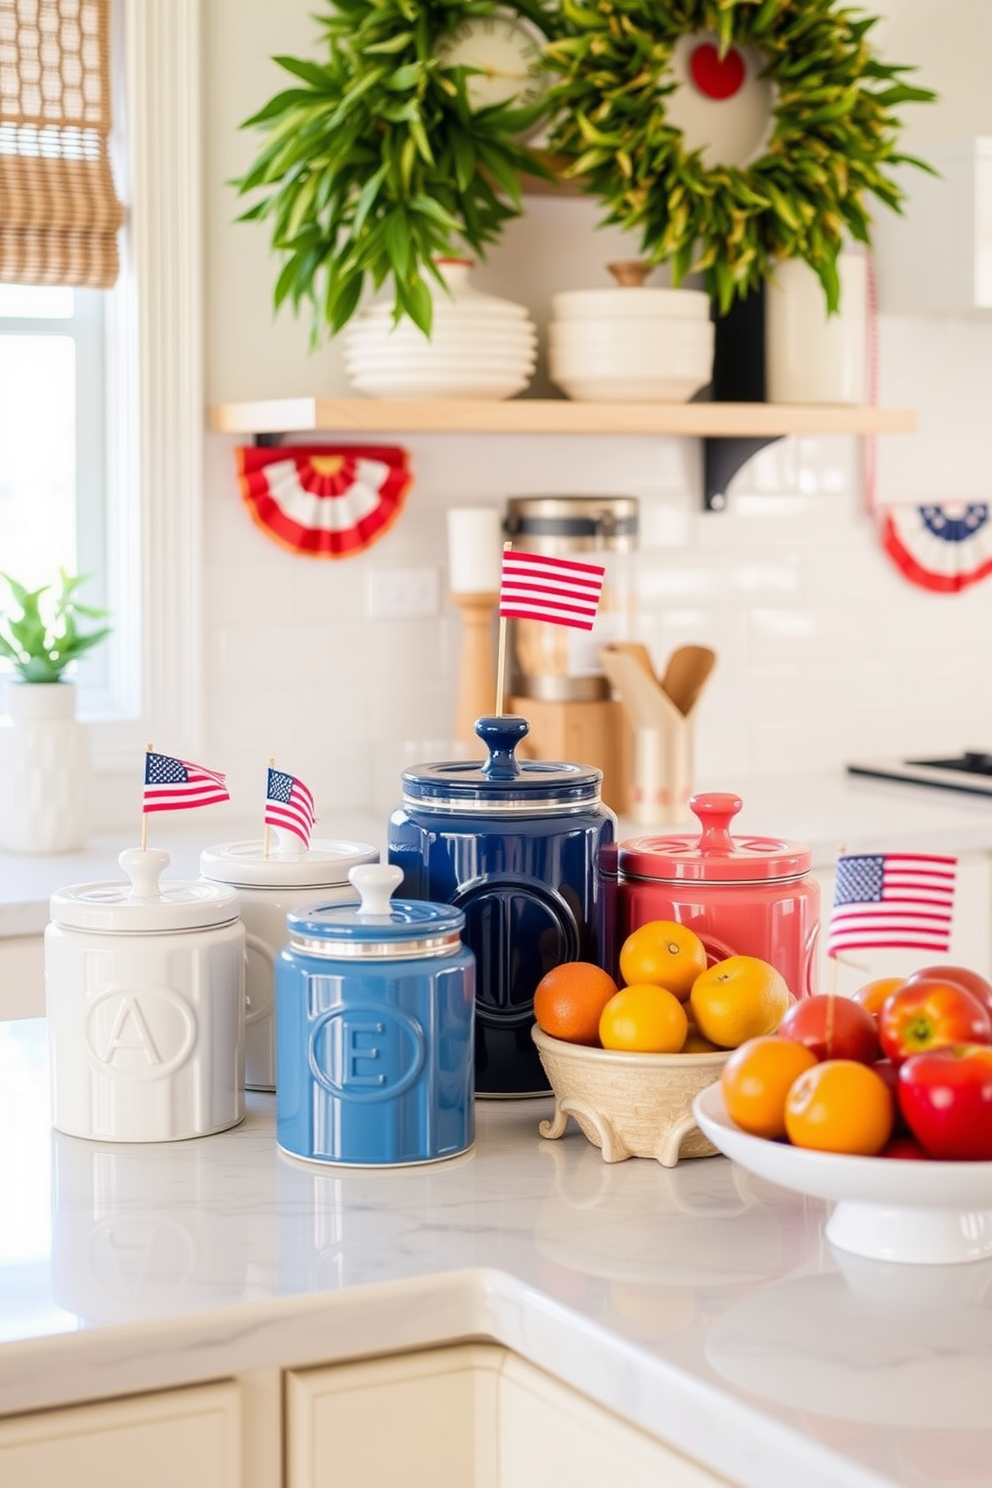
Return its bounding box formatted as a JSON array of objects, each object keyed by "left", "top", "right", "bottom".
[{"left": 209, "top": 397, "right": 917, "bottom": 439}]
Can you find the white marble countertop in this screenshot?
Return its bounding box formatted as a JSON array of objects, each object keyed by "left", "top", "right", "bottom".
[
  {"left": 3, "top": 770, "right": 992, "bottom": 940},
  {"left": 2, "top": 1018, "right": 991, "bottom": 1488}
]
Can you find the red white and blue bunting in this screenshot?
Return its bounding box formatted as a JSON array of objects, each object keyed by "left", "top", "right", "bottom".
[
  {"left": 881, "top": 503, "right": 992, "bottom": 594},
  {"left": 236, "top": 444, "right": 412, "bottom": 559}
]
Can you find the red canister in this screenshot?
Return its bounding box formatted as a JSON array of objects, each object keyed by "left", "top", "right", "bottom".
[{"left": 617, "top": 792, "right": 819, "bottom": 998}]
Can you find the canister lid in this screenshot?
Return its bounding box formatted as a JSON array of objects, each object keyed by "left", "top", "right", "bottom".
[
  {"left": 287, "top": 864, "right": 465, "bottom": 959},
  {"left": 618, "top": 793, "right": 812, "bottom": 884},
  {"left": 200, "top": 837, "right": 378, "bottom": 889},
  {"left": 50, "top": 849, "right": 241, "bottom": 932},
  {"left": 401, "top": 715, "right": 603, "bottom": 814}
]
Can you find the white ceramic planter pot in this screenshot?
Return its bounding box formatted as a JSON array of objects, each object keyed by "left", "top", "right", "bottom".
[
  {"left": 765, "top": 252, "right": 868, "bottom": 405},
  {"left": 0, "top": 681, "right": 93, "bottom": 853}
]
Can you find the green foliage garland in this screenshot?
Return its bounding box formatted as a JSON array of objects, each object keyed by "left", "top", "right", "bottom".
[
  {"left": 235, "top": 0, "right": 559, "bottom": 338},
  {"left": 0, "top": 571, "right": 111, "bottom": 684},
  {"left": 543, "top": 0, "right": 936, "bottom": 313}
]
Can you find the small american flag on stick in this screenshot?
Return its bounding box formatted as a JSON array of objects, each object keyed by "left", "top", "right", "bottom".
[
  {"left": 498, "top": 548, "right": 606, "bottom": 631},
  {"left": 264, "top": 767, "right": 316, "bottom": 847},
  {"left": 143, "top": 752, "right": 230, "bottom": 814},
  {"left": 826, "top": 851, "right": 957, "bottom": 958}
]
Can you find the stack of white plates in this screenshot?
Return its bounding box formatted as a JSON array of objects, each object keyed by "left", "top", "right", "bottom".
[
  {"left": 343, "top": 259, "right": 537, "bottom": 400},
  {"left": 548, "top": 283, "right": 714, "bottom": 402}
]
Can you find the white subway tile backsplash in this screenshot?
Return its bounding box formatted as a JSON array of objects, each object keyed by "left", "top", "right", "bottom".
[{"left": 204, "top": 314, "right": 992, "bottom": 810}]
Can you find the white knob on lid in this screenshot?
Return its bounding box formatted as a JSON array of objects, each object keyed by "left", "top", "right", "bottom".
[
  {"left": 349, "top": 862, "right": 403, "bottom": 916},
  {"left": 118, "top": 848, "right": 171, "bottom": 900}
]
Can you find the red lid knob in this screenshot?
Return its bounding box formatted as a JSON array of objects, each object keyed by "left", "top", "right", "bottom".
[{"left": 689, "top": 792, "right": 743, "bottom": 856}]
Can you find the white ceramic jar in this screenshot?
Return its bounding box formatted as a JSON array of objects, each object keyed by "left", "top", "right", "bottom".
[
  {"left": 46, "top": 848, "right": 246, "bottom": 1143},
  {"left": 765, "top": 252, "right": 868, "bottom": 404},
  {"left": 199, "top": 835, "right": 379, "bottom": 1090}
]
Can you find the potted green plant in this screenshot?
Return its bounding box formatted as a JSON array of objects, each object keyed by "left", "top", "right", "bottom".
[
  {"left": 0, "top": 571, "right": 112, "bottom": 854},
  {"left": 542, "top": 0, "right": 936, "bottom": 316},
  {"left": 233, "top": 0, "right": 559, "bottom": 339}
]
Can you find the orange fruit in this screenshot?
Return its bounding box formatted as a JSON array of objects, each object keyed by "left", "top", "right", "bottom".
[
  {"left": 618, "top": 919, "right": 707, "bottom": 1001},
  {"left": 688, "top": 955, "right": 791, "bottom": 1049},
  {"left": 533, "top": 961, "right": 619, "bottom": 1045},
  {"left": 784, "top": 1059, "right": 894, "bottom": 1155},
  {"left": 720, "top": 1035, "right": 818, "bottom": 1140},
  {"left": 599, "top": 984, "right": 688, "bottom": 1053},
  {"left": 852, "top": 976, "right": 904, "bottom": 1015},
  {"left": 682, "top": 1024, "right": 722, "bottom": 1054}
]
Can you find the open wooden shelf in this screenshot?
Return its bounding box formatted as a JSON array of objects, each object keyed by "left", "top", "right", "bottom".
[{"left": 209, "top": 397, "right": 916, "bottom": 439}]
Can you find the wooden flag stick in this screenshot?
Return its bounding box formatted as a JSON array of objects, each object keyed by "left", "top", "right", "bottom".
[
  {"left": 494, "top": 541, "right": 511, "bottom": 716},
  {"left": 825, "top": 842, "right": 846, "bottom": 1046},
  {"left": 263, "top": 757, "right": 275, "bottom": 858},
  {"left": 140, "top": 743, "right": 153, "bottom": 851}
]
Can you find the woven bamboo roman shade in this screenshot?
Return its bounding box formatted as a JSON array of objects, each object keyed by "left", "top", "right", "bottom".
[{"left": 0, "top": 0, "right": 124, "bottom": 287}]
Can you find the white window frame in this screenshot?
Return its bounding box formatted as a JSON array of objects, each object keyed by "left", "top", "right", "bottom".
[{"left": 88, "top": 0, "right": 202, "bottom": 776}]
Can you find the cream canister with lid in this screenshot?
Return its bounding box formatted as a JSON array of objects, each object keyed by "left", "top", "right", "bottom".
[
  {"left": 46, "top": 848, "right": 246, "bottom": 1143},
  {"left": 199, "top": 834, "right": 379, "bottom": 1091}
]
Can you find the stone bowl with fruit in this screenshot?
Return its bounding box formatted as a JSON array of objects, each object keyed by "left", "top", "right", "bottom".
[
  {"left": 531, "top": 920, "right": 794, "bottom": 1168},
  {"left": 693, "top": 964, "right": 992, "bottom": 1264}
]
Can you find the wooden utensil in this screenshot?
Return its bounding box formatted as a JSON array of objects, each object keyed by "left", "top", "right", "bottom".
[
  {"left": 607, "top": 640, "right": 658, "bottom": 680},
  {"left": 660, "top": 645, "right": 716, "bottom": 717}
]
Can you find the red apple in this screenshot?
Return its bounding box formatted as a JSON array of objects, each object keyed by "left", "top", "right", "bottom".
[
  {"left": 903, "top": 963, "right": 992, "bottom": 1021},
  {"left": 777, "top": 994, "right": 879, "bottom": 1064},
  {"left": 871, "top": 1059, "right": 910, "bottom": 1133},
  {"left": 898, "top": 1044, "right": 992, "bottom": 1160},
  {"left": 880, "top": 1135, "right": 931, "bottom": 1160},
  {"left": 877, "top": 978, "right": 992, "bottom": 1063}
]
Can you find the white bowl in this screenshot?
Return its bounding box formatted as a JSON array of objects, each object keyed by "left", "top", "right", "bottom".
[
  {"left": 548, "top": 319, "right": 714, "bottom": 352},
  {"left": 693, "top": 1083, "right": 992, "bottom": 1265},
  {"left": 348, "top": 368, "right": 532, "bottom": 400},
  {"left": 552, "top": 286, "right": 711, "bottom": 322},
  {"left": 345, "top": 351, "right": 537, "bottom": 374}
]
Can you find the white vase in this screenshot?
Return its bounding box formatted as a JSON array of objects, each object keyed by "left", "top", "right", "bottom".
[
  {"left": 0, "top": 681, "right": 93, "bottom": 853},
  {"left": 765, "top": 252, "right": 868, "bottom": 405}
]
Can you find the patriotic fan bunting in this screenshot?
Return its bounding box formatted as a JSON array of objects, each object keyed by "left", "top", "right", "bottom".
[
  {"left": 826, "top": 851, "right": 957, "bottom": 958},
  {"left": 236, "top": 444, "right": 413, "bottom": 559},
  {"left": 881, "top": 503, "right": 992, "bottom": 594}
]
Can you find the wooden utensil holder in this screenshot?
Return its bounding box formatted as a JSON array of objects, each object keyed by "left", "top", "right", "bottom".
[
  {"left": 451, "top": 591, "right": 498, "bottom": 751},
  {"left": 509, "top": 696, "right": 631, "bottom": 816}
]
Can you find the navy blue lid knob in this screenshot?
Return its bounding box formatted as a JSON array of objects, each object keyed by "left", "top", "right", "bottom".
[{"left": 476, "top": 715, "right": 528, "bottom": 780}]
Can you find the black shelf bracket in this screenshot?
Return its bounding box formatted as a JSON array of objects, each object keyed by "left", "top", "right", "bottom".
[
  {"left": 704, "top": 283, "right": 775, "bottom": 512},
  {"left": 253, "top": 431, "right": 285, "bottom": 448},
  {"left": 703, "top": 434, "right": 784, "bottom": 511}
]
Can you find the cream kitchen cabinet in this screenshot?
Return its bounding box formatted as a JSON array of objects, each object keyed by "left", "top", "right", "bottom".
[
  {"left": 285, "top": 1342, "right": 733, "bottom": 1488},
  {"left": 812, "top": 849, "right": 992, "bottom": 997},
  {"left": 0, "top": 1379, "right": 241, "bottom": 1488}
]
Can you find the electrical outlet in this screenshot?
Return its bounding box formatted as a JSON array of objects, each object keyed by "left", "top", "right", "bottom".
[{"left": 365, "top": 567, "right": 440, "bottom": 619}]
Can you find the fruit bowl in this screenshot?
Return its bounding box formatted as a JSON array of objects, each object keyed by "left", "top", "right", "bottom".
[
  {"left": 693, "top": 1083, "right": 992, "bottom": 1264},
  {"left": 532, "top": 1025, "right": 729, "bottom": 1168}
]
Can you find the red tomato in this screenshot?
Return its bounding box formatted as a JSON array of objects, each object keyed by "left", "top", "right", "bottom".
[
  {"left": 776, "top": 994, "right": 879, "bottom": 1064},
  {"left": 898, "top": 1044, "right": 992, "bottom": 1160},
  {"left": 877, "top": 978, "right": 992, "bottom": 1063},
  {"left": 903, "top": 963, "right": 992, "bottom": 1021}
]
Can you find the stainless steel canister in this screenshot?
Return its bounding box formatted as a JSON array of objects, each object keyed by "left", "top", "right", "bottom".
[{"left": 504, "top": 495, "right": 639, "bottom": 703}]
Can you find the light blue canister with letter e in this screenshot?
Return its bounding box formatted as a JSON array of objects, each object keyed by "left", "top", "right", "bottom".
[{"left": 275, "top": 863, "right": 475, "bottom": 1166}]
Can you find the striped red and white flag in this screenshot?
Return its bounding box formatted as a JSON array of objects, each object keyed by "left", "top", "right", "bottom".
[
  {"left": 826, "top": 852, "right": 957, "bottom": 958},
  {"left": 498, "top": 548, "right": 606, "bottom": 631},
  {"left": 264, "top": 767, "right": 316, "bottom": 847}
]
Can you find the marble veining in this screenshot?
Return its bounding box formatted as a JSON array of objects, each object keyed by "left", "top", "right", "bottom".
[{"left": 2, "top": 1019, "right": 991, "bottom": 1486}]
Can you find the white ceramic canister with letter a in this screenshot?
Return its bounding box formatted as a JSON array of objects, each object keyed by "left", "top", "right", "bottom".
[
  {"left": 45, "top": 848, "right": 246, "bottom": 1142},
  {"left": 199, "top": 835, "right": 379, "bottom": 1091}
]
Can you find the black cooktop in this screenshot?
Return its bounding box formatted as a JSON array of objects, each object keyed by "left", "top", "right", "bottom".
[{"left": 846, "top": 751, "right": 992, "bottom": 797}]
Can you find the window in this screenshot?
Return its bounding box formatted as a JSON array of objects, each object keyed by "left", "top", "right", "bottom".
[
  {"left": 0, "top": 0, "right": 203, "bottom": 784},
  {"left": 0, "top": 281, "right": 109, "bottom": 695}
]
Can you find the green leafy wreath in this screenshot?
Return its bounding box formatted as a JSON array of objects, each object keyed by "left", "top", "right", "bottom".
[
  {"left": 235, "top": 0, "right": 559, "bottom": 338},
  {"left": 543, "top": 0, "right": 936, "bottom": 313}
]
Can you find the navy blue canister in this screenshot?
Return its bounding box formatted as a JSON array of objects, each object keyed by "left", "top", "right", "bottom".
[
  {"left": 276, "top": 864, "right": 475, "bottom": 1166},
  {"left": 388, "top": 715, "right": 617, "bottom": 1098}
]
